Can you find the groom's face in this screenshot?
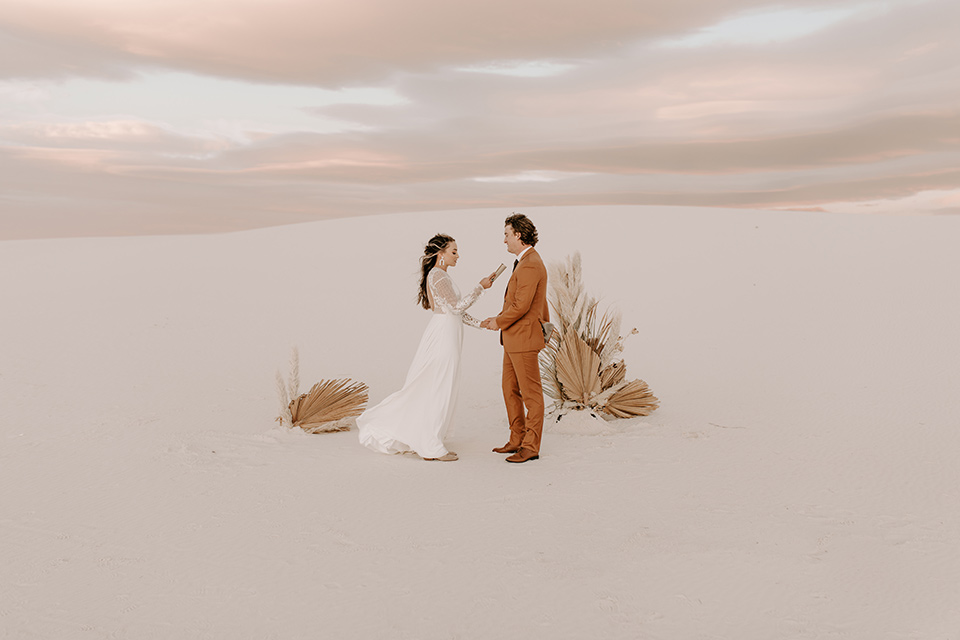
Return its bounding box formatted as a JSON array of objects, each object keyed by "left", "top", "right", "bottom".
[{"left": 504, "top": 225, "right": 523, "bottom": 255}]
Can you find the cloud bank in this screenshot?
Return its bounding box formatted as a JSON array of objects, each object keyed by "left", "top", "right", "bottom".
[{"left": 1, "top": 0, "right": 957, "bottom": 237}]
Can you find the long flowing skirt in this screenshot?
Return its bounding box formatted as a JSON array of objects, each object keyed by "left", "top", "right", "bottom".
[{"left": 357, "top": 313, "right": 463, "bottom": 458}]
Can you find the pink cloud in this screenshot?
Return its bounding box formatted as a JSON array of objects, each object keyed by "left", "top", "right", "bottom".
[
  {"left": 0, "top": 0, "right": 838, "bottom": 84},
  {"left": 2, "top": 0, "right": 959, "bottom": 237}
]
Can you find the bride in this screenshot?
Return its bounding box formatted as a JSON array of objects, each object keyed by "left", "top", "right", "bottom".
[{"left": 357, "top": 233, "right": 494, "bottom": 462}]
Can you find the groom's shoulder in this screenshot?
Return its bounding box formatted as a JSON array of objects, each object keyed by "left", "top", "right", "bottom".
[{"left": 518, "top": 250, "right": 547, "bottom": 281}]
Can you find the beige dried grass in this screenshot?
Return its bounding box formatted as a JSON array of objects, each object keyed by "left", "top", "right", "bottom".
[
  {"left": 547, "top": 253, "right": 594, "bottom": 338},
  {"left": 275, "top": 348, "right": 299, "bottom": 426},
  {"left": 276, "top": 370, "right": 292, "bottom": 425}
]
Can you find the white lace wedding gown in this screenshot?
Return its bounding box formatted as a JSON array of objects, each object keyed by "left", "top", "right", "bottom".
[{"left": 357, "top": 268, "right": 483, "bottom": 459}]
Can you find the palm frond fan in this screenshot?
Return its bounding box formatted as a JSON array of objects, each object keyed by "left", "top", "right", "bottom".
[
  {"left": 596, "top": 379, "right": 659, "bottom": 418},
  {"left": 275, "top": 348, "right": 368, "bottom": 433},
  {"left": 540, "top": 251, "right": 659, "bottom": 420},
  {"left": 554, "top": 326, "right": 601, "bottom": 405},
  {"left": 289, "top": 378, "right": 369, "bottom": 433}
]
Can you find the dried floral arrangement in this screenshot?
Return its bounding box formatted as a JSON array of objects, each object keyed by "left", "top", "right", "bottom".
[
  {"left": 540, "top": 252, "right": 659, "bottom": 419},
  {"left": 276, "top": 348, "right": 369, "bottom": 433}
]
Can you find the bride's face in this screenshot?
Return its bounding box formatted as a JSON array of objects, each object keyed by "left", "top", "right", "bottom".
[{"left": 440, "top": 242, "right": 459, "bottom": 268}]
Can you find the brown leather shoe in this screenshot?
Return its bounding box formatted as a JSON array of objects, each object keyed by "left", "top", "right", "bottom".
[
  {"left": 492, "top": 443, "right": 520, "bottom": 454},
  {"left": 505, "top": 448, "right": 539, "bottom": 463}
]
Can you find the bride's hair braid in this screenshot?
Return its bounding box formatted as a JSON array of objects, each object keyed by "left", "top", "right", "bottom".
[{"left": 417, "top": 233, "right": 455, "bottom": 310}]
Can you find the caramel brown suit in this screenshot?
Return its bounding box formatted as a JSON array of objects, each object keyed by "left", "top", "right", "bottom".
[{"left": 496, "top": 248, "right": 549, "bottom": 454}]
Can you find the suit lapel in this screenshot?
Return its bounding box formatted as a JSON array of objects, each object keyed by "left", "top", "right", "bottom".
[{"left": 504, "top": 248, "right": 536, "bottom": 303}]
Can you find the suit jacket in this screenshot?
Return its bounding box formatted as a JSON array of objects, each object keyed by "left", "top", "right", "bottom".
[{"left": 497, "top": 248, "right": 550, "bottom": 352}]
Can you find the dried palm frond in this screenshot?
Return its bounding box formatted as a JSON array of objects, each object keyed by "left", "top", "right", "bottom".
[
  {"left": 596, "top": 311, "right": 623, "bottom": 371},
  {"left": 599, "top": 360, "right": 626, "bottom": 389},
  {"left": 542, "top": 252, "right": 591, "bottom": 403},
  {"left": 542, "top": 251, "right": 659, "bottom": 420},
  {"left": 554, "top": 327, "right": 601, "bottom": 405},
  {"left": 540, "top": 350, "right": 562, "bottom": 400},
  {"left": 539, "top": 315, "right": 565, "bottom": 400},
  {"left": 597, "top": 379, "right": 659, "bottom": 418},
  {"left": 290, "top": 378, "right": 369, "bottom": 433},
  {"left": 581, "top": 302, "right": 601, "bottom": 352}
]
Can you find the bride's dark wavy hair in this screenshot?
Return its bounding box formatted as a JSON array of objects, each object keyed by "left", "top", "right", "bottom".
[{"left": 417, "top": 233, "right": 455, "bottom": 310}]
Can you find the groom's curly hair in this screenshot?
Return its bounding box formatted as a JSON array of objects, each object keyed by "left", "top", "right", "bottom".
[{"left": 505, "top": 213, "right": 538, "bottom": 247}]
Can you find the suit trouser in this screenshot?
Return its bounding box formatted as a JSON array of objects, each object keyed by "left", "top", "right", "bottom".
[{"left": 502, "top": 350, "right": 544, "bottom": 454}]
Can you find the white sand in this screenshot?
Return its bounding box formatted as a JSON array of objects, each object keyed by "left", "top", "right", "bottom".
[{"left": 2, "top": 205, "right": 959, "bottom": 639}]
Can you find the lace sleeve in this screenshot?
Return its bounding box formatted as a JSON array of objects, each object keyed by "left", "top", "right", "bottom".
[
  {"left": 429, "top": 269, "right": 483, "bottom": 329},
  {"left": 459, "top": 311, "right": 482, "bottom": 329}
]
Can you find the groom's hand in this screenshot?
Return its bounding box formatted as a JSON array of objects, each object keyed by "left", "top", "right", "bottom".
[{"left": 481, "top": 317, "right": 499, "bottom": 330}]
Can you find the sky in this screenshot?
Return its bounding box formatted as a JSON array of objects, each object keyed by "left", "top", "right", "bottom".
[{"left": 1, "top": 0, "right": 958, "bottom": 237}]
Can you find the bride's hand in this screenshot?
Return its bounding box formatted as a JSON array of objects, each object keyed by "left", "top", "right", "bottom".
[{"left": 480, "top": 275, "right": 494, "bottom": 289}]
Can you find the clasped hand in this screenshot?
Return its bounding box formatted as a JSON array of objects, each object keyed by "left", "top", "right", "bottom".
[{"left": 480, "top": 317, "right": 498, "bottom": 331}]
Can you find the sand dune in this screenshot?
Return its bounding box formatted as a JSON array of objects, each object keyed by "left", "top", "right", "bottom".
[{"left": 2, "top": 205, "right": 958, "bottom": 639}]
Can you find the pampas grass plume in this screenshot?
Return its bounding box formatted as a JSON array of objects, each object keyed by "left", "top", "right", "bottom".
[{"left": 287, "top": 347, "right": 300, "bottom": 407}]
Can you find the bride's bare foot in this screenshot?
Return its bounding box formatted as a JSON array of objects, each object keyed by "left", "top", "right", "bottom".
[{"left": 423, "top": 452, "right": 458, "bottom": 462}]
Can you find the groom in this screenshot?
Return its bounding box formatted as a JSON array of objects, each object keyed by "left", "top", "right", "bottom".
[{"left": 481, "top": 213, "right": 550, "bottom": 463}]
